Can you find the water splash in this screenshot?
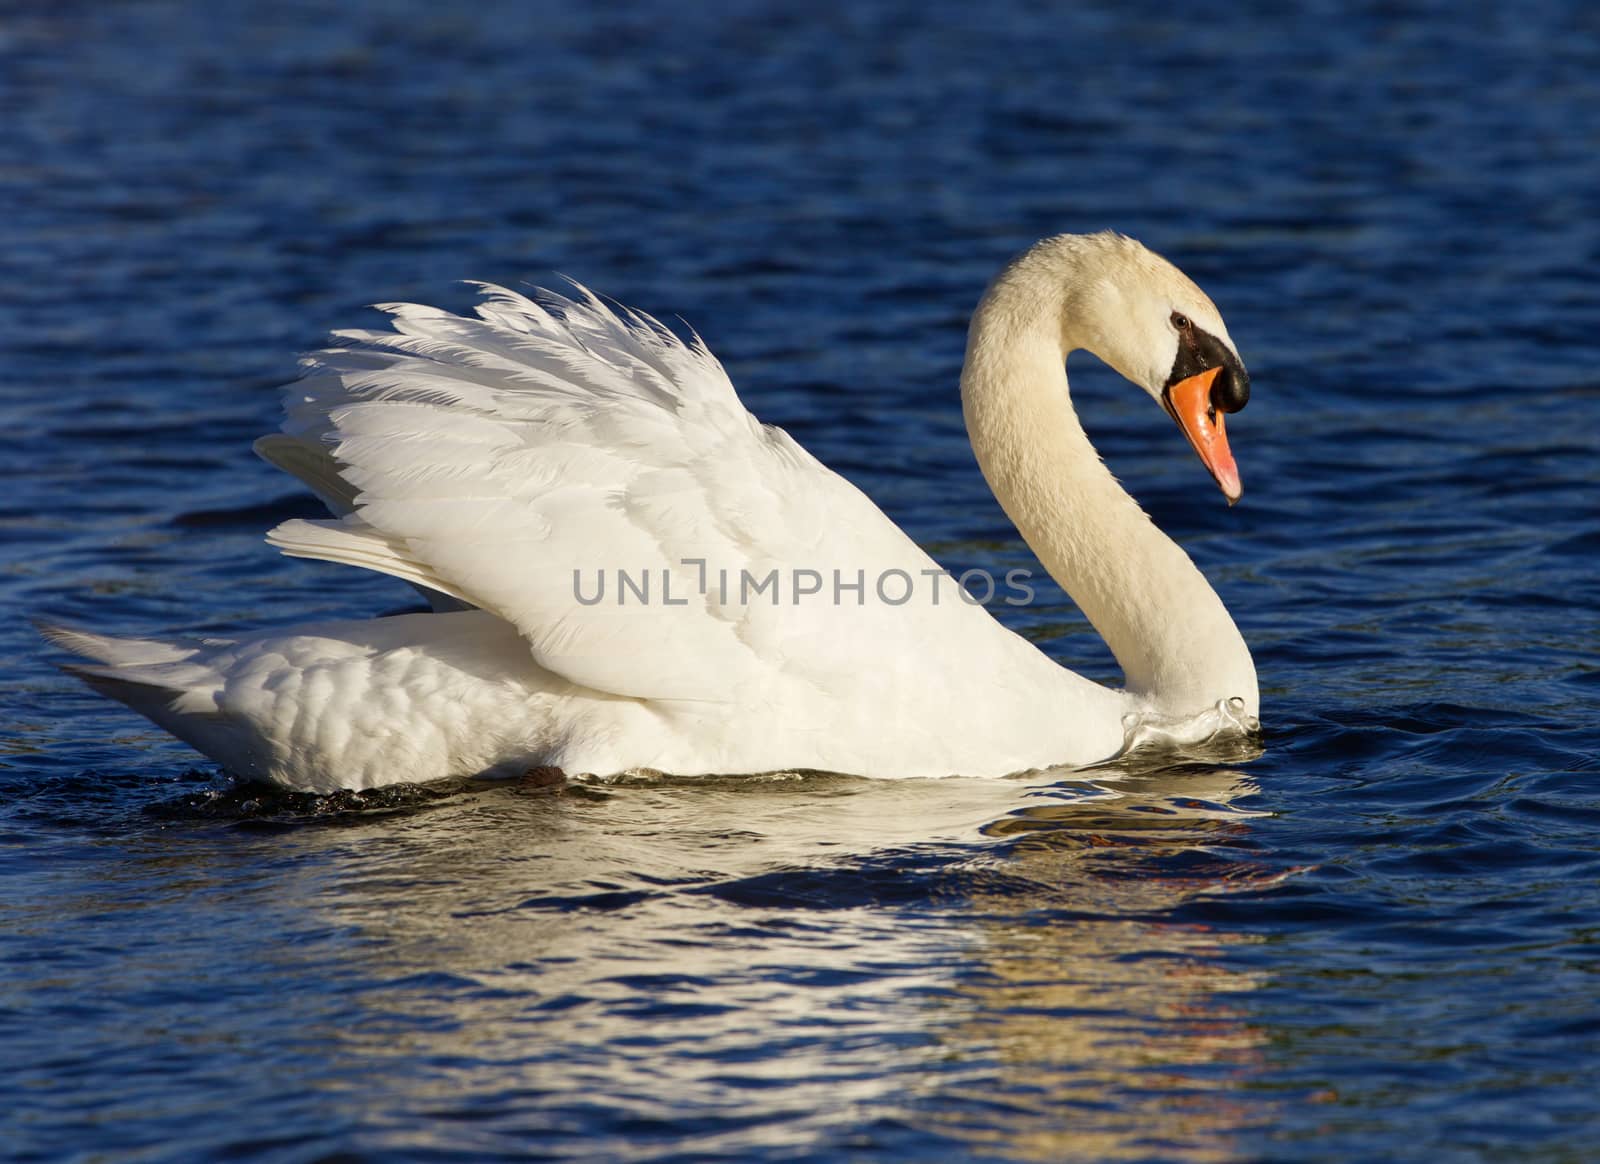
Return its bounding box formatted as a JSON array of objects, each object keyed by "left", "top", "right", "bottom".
[{"left": 1113, "top": 696, "right": 1263, "bottom": 767}]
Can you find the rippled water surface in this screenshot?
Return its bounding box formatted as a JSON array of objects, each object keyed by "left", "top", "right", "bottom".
[{"left": 4, "top": 2, "right": 1598, "bottom": 1160}]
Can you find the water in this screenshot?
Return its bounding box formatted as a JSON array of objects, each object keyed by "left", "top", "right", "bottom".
[{"left": 2, "top": 1, "right": 1598, "bottom": 1159}]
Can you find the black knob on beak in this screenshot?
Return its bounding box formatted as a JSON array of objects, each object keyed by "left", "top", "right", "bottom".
[
  {"left": 1211, "top": 365, "right": 1250, "bottom": 414},
  {"left": 1165, "top": 321, "right": 1251, "bottom": 415}
]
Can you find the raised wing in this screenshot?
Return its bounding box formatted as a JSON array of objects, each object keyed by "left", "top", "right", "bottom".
[{"left": 261, "top": 282, "right": 995, "bottom": 704}]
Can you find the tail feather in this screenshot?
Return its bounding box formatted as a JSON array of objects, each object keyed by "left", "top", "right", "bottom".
[
  {"left": 41, "top": 623, "right": 237, "bottom": 759},
  {"left": 58, "top": 661, "right": 198, "bottom": 715},
  {"left": 36, "top": 621, "right": 198, "bottom": 667}
]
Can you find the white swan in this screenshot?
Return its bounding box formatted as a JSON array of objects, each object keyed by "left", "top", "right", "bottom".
[{"left": 46, "top": 232, "right": 1259, "bottom": 793}]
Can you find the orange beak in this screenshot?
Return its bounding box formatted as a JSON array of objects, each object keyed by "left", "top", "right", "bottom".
[{"left": 1162, "top": 366, "right": 1242, "bottom": 504}]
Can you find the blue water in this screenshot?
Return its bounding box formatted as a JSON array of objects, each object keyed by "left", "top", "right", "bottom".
[{"left": 3, "top": 1, "right": 1598, "bottom": 1160}]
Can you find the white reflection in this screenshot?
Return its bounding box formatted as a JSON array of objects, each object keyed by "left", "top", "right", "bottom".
[
  {"left": 147, "top": 765, "right": 1282, "bottom": 1158},
  {"left": 930, "top": 767, "right": 1278, "bottom": 1161}
]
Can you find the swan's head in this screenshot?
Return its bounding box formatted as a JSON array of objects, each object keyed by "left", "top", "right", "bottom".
[{"left": 1007, "top": 232, "right": 1253, "bottom": 502}]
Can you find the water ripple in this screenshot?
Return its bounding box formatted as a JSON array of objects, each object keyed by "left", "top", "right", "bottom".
[{"left": 3, "top": 1, "right": 1599, "bottom": 1160}]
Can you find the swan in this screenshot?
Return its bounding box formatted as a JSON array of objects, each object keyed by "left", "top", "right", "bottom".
[{"left": 44, "top": 231, "right": 1259, "bottom": 793}]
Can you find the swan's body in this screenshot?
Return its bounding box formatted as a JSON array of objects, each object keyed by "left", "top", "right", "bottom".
[{"left": 48, "top": 233, "right": 1259, "bottom": 793}]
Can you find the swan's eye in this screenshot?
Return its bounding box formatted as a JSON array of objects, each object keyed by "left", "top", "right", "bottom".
[{"left": 1170, "top": 312, "right": 1191, "bottom": 331}]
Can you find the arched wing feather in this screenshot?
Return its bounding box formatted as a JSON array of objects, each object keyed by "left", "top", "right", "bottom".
[{"left": 264, "top": 283, "right": 988, "bottom": 702}]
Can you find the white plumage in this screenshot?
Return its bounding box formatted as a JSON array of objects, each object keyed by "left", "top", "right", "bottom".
[{"left": 47, "top": 233, "right": 1260, "bottom": 792}]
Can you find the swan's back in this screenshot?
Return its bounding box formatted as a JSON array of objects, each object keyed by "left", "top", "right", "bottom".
[{"left": 262, "top": 286, "right": 1020, "bottom": 703}]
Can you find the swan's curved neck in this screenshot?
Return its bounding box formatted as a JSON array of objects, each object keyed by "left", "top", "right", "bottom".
[{"left": 960, "top": 257, "right": 1257, "bottom": 715}]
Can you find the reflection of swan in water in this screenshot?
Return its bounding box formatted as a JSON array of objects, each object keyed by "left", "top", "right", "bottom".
[
  {"left": 932, "top": 917, "right": 1267, "bottom": 1164},
  {"left": 132, "top": 762, "right": 1283, "bottom": 1158},
  {"left": 928, "top": 764, "right": 1283, "bottom": 1162}
]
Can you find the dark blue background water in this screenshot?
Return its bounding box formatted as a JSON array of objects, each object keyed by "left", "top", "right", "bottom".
[{"left": 3, "top": 2, "right": 1598, "bottom": 1160}]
